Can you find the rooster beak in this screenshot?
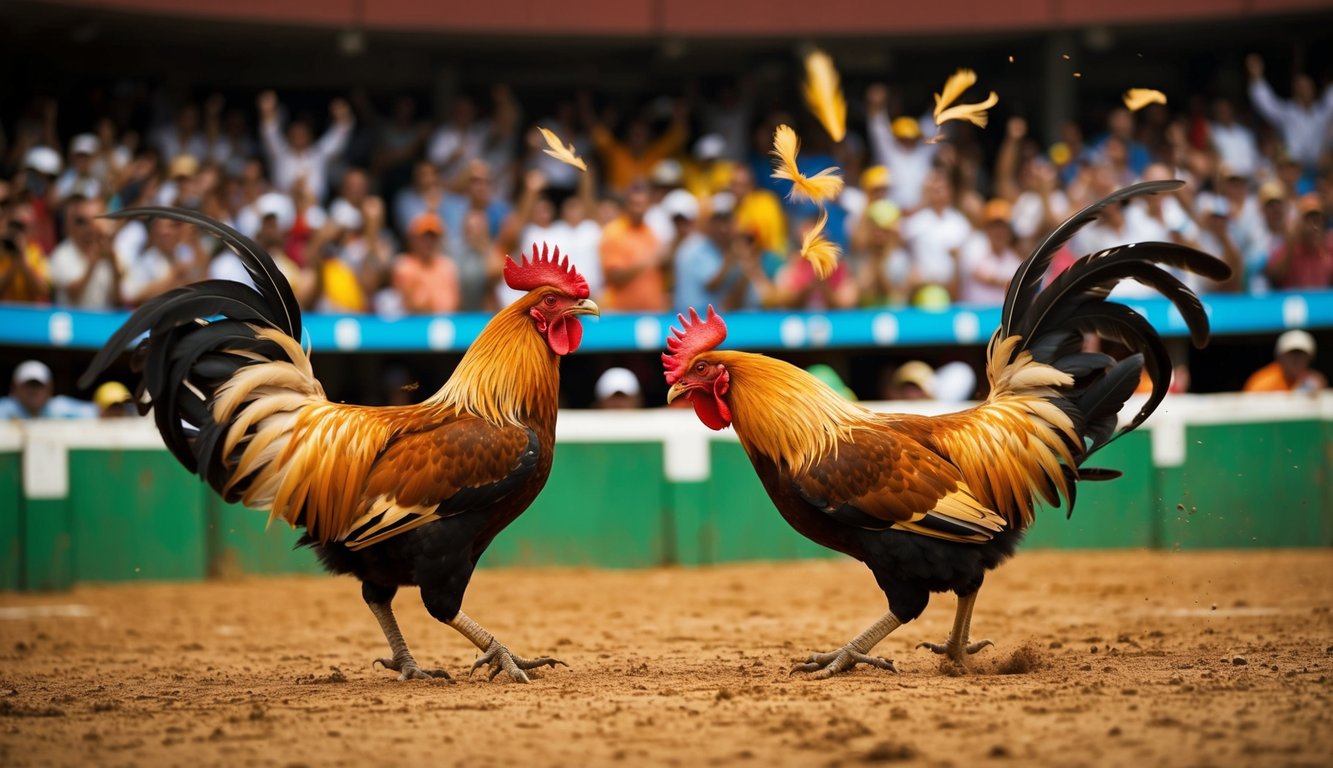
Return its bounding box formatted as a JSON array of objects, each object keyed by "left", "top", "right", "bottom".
[
  {"left": 666, "top": 382, "right": 688, "bottom": 404},
  {"left": 566, "top": 299, "right": 600, "bottom": 317}
]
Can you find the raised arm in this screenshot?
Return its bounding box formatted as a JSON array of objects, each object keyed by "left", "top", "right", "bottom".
[
  {"left": 1245, "top": 54, "right": 1287, "bottom": 128},
  {"left": 316, "top": 98, "right": 355, "bottom": 160}
]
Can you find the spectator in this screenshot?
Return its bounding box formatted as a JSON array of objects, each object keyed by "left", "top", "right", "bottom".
[
  {"left": 1252, "top": 180, "right": 1290, "bottom": 292},
  {"left": 592, "top": 367, "right": 643, "bottom": 409},
  {"left": 48, "top": 195, "right": 123, "bottom": 309},
  {"left": 93, "top": 381, "right": 136, "bottom": 418},
  {"left": 1243, "top": 330, "right": 1327, "bottom": 393},
  {"left": 19, "top": 145, "right": 62, "bottom": 253},
  {"left": 959, "top": 199, "right": 1023, "bottom": 305},
  {"left": 854, "top": 199, "right": 911, "bottom": 308},
  {"left": 729, "top": 164, "right": 788, "bottom": 264},
  {"left": 880, "top": 360, "right": 935, "bottom": 401},
  {"left": 0, "top": 360, "right": 98, "bottom": 420},
  {"left": 774, "top": 214, "right": 857, "bottom": 310},
  {"left": 524, "top": 100, "right": 588, "bottom": 199},
  {"left": 844, "top": 164, "right": 891, "bottom": 245},
  {"left": 459, "top": 208, "right": 500, "bottom": 311},
  {"left": 257, "top": 90, "right": 355, "bottom": 203},
  {"left": 369, "top": 95, "right": 429, "bottom": 203},
  {"left": 121, "top": 217, "right": 206, "bottom": 307},
  {"left": 150, "top": 104, "right": 207, "bottom": 166},
  {"left": 600, "top": 182, "right": 667, "bottom": 312},
  {"left": 441, "top": 159, "right": 510, "bottom": 263},
  {"left": 394, "top": 160, "right": 448, "bottom": 237},
  {"left": 1265, "top": 194, "right": 1333, "bottom": 289},
  {"left": 0, "top": 200, "right": 50, "bottom": 303},
  {"left": 673, "top": 191, "right": 766, "bottom": 312},
  {"left": 1192, "top": 193, "right": 1244, "bottom": 293},
  {"left": 682, "top": 133, "right": 734, "bottom": 200},
  {"left": 392, "top": 212, "right": 459, "bottom": 314},
  {"left": 1091, "top": 107, "right": 1151, "bottom": 178},
  {"left": 301, "top": 198, "right": 390, "bottom": 313},
  {"left": 902, "top": 170, "right": 970, "bottom": 305},
  {"left": 1207, "top": 98, "right": 1260, "bottom": 178},
  {"left": 1246, "top": 54, "right": 1333, "bottom": 175},
  {"left": 865, "top": 84, "right": 937, "bottom": 211},
  {"left": 580, "top": 92, "right": 688, "bottom": 196},
  {"left": 429, "top": 88, "right": 518, "bottom": 189},
  {"left": 54, "top": 133, "right": 103, "bottom": 202},
  {"left": 644, "top": 158, "right": 685, "bottom": 247}
]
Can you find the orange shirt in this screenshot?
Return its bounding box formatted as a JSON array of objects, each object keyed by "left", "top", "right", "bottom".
[
  {"left": 599, "top": 217, "right": 666, "bottom": 312},
  {"left": 1243, "top": 361, "right": 1318, "bottom": 393},
  {"left": 393, "top": 253, "right": 460, "bottom": 314},
  {"left": 591, "top": 124, "right": 685, "bottom": 195}
]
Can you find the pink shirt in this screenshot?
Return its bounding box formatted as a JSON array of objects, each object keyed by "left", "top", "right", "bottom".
[{"left": 393, "top": 253, "right": 460, "bottom": 314}]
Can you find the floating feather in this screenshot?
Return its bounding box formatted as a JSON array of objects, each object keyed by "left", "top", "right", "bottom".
[
  {"left": 1122, "top": 88, "right": 1167, "bottom": 112},
  {"left": 537, "top": 127, "right": 587, "bottom": 172},
  {"left": 803, "top": 49, "right": 847, "bottom": 143},
  {"left": 930, "top": 68, "right": 999, "bottom": 143},
  {"left": 770, "top": 124, "right": 844, "bottom": 204},
  {"left": 800, "top": 209, "right": 841, "bottom": 279}
]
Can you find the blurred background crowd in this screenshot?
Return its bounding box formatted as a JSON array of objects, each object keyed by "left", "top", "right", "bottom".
[{"left": 2, "top": 0, "right": 1332, "bottom": 411}]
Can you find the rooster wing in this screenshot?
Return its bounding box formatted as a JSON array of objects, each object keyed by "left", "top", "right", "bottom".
[{"left": 790, "top": 426, "right": 1008, "bottom": 544}]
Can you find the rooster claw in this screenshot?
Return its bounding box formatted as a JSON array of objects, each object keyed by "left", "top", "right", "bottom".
[
  {"left": 790, "top": 647, "right": 898, "bottom": 679},
  {"left": 374, "top": 657, "right": 453, "bottom": 682},
  {"left": 468, "top": 640, "right": 566, "bottom": 684},
  {"left": 916, "top": 638, "right": 994, "bottom": 663}
]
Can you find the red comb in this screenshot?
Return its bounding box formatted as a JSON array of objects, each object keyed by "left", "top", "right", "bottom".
[
  {"left": 503, "top": 242, "right": 590, "bottom": 298},
  {"left": 662, "top": 305, "right": 728, "bottom": 385}
]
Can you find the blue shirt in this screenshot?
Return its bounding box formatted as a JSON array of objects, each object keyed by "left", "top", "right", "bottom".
[
  {"left": 673, "top": 233, "right": 759, "bottom": 312},
  {"left": 0, "top": 395, "right": 99, "bottom": 420}
]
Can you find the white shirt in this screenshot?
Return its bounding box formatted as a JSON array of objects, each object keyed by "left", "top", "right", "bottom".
[
  {"left": 959, "top": 233, "right": 1022, "bottom": 305},
  {"left": 1209, "top": 121, "right": 1261, "bottom": 177},
  {"left": 903, "top": 206, "right": 971, "bottom": 284},
  {"left": 49, "top": 240, "right": 120, "bottom": 309},
  {"left": 866, "top": 110, "right": 938, "bottom": 210},
  {"left": 1011, "top": 190, "right": 1070, "bottom": 241},
  {"left": 427, "top": 122, "right": 491, "bottom": 182},
  {"left": 121, "top": 245, "right": 177, "bottom": 305},
  {"left": 1248, "top": 79, "right": 1333, "bottom": 168},
  {"left": 260, "top": 118, "right": 354, "bottom": 201}
]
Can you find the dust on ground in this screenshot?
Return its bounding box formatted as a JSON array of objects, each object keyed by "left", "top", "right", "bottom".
[{"left": 1, "top": 550, "right": 1330, "bottom": 767}]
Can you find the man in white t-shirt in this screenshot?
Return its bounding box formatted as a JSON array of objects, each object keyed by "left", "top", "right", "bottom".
[
  {"left": 960, "top": 199, "right": 1023, "bottom": 305},
  {"left": 902, "top": 171, "right": 972, "bottom": 304},
  {"left": 48, "top": 196, "right": 123, "bottom": 309},
  {"left": 258, "top": 90, "right": 354, "bottom": 203}
]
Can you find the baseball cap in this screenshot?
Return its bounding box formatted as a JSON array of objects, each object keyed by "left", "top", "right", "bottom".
[
  {"left": 410, "top": 212, "right": 444, "bottom": 236},
  {"left": 1275, "top": 329, "right": 1315, "bottom": 358},
  {"left": 983, "top": 198, "right": 1013, "bottom": 224},
  {"left": 594, "top": 367, "right": 641, "bottom": 400},
  {"left": 661, "top": 189, "right": 699, "bottom": 221},
  {"left": 25, "top": 146, "right": 62, "bottom": 176},
  {"left": 693, "top": 134, "right": 726, "bottom": 161},
  {"left": 891, "top": 117, "right": 921, "bottom": 141},
  {"left": 255, "top": 192, "right": 295, "bottom": 230},
  {"left": 649, "top": 159, "right": 684, "bottom": 187},
  {"left": 891, "top": 360, "right": 935, "bottom": 396},
  {"left": 1296, "top": 194, "right": 1323, "bottom": 217},
  {"left": 169, "top": 154, "right": 199, "bottom": 179},
  {"left": 860, "top": 165, "right": 891, "bottom": 190},
  {"left": 1258, "top": 181, "right": 1286, "bottom": 205},
  {"left": 70, "top": 134, "right": 100, "bottom": 156},
  {"left": 709, "top": 191, "right": 737, "bottom": 217},
  {"left": 93, "top": 381, "right": 132, "bottom": 410},
  {"left": 13, "top": 360, "right": 52, "bottom": 386},
  {"left": 329, "top": 199, "right": 363, "bottom": 231}
]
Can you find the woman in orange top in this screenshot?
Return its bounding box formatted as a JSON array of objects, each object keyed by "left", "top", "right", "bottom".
[
  {"left": 1243, "top": 330, "right": 1327, "bottom": 393},
  {"left": 392, "top": 213, "right": 460, "bottom": 314}
]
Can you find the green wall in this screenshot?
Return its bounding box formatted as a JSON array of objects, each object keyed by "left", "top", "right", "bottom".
[{"left": 3, "top": 409, "right": 1330, "bottom": 591}]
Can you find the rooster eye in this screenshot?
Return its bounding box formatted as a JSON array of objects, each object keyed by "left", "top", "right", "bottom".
[
  {"left": 694, "top": 362, "right": 706, "bottom": 373},
  {"left": 544, "top": 295, "right": 557, "bottom": 306}
]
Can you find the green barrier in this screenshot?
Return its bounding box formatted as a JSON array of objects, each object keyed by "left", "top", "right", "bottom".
[{"left": 3, "top": 394, "right": 1330, "bottom": 591}]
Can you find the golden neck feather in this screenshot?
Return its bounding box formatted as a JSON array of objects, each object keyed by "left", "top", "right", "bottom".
[
  {"left": 426, "top": 297, "right": 559, "bottom": 426},
  {"left": 714, "top": 351, "right": 866, "bottom": 471}
]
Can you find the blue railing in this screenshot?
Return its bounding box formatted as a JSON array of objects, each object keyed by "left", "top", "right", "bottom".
[{"left": 2, "top": 291, "right": 1329, "bottom": 353}]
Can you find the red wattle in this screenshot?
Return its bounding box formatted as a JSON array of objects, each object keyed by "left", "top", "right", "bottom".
[
  {"left": 690, "top": 391, "right": 732, "bottom": 430},
  {"left": 547, "top": 316, "right": 583, "bottom": 356}
]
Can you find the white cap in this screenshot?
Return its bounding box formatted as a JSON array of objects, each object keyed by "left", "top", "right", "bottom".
[
  {"left": 594, "top": 367, "right": 641, "bottom": 400},
  {"left": 1195, "top": 192, "right": 1229, "bottom": 218},
  {"left": 1275, "top": 329, "right": 1315, "bottom": 358},
  {"left": 693, "top": 133, "right": 726, "bottom": 161},
  {"left": 932, "top": 361, "right": 977, "bottom": 403},
  {"left": 661, "top": 189, "right": 699, "bottom": 221},
  {"left": 649, "top": 158, "right": 683, "bottom": 186},
  {"left": 329, "top": 198, "right": 363, "bottom": 231},
  {"left": 255, "top": 192, "right": 295, "bottom": 230},
  {"left": 25, "top": 145, "right": 62, "bottom": 176},
  {"left": 70, "top": 133, "right": 100, "bottom": 156},
  {"left": 709, "top": 191, "right": 736, "bottom": 217},
  {"left": 13, "top": 360, "right": 52, "bottom": 386}
]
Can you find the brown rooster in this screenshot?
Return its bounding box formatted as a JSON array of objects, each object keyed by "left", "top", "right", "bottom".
[
  {"left": 81, "top": 208, "right": 599, "bottom": 682},
  {"left": 663, "top": 181, "right": 1230, "bottom": 678}
]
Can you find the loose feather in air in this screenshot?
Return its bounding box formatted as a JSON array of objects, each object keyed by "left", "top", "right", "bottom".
[
  {"left": 931, "top": 68, "right": 999, "bottom": 143},
  {"left": 770, "top": 124, "right": 844, "bottom": 204},
  {"left": 803, "top": 49, "right": 847, "bottom": 143},
  {"left": 1123, "top": 88, "right": 1167, "bottom": 112},
  {"left": 800, "top": 209, "right": 841, "bottom": 279},
  {"left": 537, "top": 127, "right": 587, "bottom": 172}
]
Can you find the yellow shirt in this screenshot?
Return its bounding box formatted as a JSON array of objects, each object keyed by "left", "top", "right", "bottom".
[{"left": 736, "top": 189, "right": 789, "bottom": 257}]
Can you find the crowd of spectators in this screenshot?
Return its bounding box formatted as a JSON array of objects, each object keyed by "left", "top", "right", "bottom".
[
  {"left": 3, "top": 53, "right": 1331, "bottom": 321},
  {"left": 1, "top": 55, "right": 1331, "bottom": 411}
]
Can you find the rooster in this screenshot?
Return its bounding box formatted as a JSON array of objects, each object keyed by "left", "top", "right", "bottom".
[
  {"left": 663, "top": 181, "right": 1230, "bottom": 678},
  {"left": 80, "top": 208, "right": 599, "bottom": 682}
]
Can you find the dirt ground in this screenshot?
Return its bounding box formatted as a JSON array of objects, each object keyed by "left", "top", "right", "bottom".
[{"left": 0, "top": 550, "right": 1330, "bottom": 768}]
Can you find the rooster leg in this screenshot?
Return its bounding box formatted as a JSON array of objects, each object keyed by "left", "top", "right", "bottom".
[
  {"left": 367, "top": 598, "right": 452, "bottom": 681},
  {"left": 791, "top": 611, "right": 902, "bottom": 679},
  {"left": 916, "top": 591, "right": 994, "bottom": 664},
  {"left": 448, "top": 611, "right": 567, "bottom": 684}
]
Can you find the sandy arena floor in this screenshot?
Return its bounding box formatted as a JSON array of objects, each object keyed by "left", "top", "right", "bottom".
[{"left": 0, "top": 550, "right": 1330, "bottom": 767}]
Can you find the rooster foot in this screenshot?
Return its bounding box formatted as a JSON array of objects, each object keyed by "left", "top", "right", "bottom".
[
  {"left": 916, "top": 637, "right": 994, "bottom": 665},
  {"left": 469, "top": 640, "right": 566, "bottom": 684},
  {"left": 374, "top": 657, "right": 452, "bottom": 682},
  {"left": 790, "top": 647, "right": 898, "bottom": 680}
]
